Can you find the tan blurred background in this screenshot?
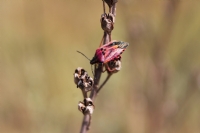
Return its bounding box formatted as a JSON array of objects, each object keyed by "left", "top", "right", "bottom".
[{"left": 1, "top": 0, "right": 200, "bottom": 133}]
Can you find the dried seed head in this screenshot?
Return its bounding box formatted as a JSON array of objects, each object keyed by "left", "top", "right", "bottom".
[
  {"left": 78, "top": 98, "right": 95, "bottom": 115},
  {"left": 84, "top": 76, "right": 94, "bottom": 92},
  {"left": 100, "top": 13, "right": 115, "bottom": 33},
  {"left": 74, "top": 67, "right": 94, "bottom": 98},
  {"left": 74, "top": 67, "right": 87, "bottom": 87},
  {"left": 84, "top": 98, "right": 94, "bottom": 106},
  {"left": 104, "top": 0, "right": 118, "bottom": 8},
  {"left": 74, "top": 67, "right": 87, "bottom": 77},
  {"left": 74, "top": 67, "right": 93, "bottom": 88},
  {"left": 74, "top": 73, "right": 80, "bottom": 88},
  {"left": 85, "top": 105, "right": 95, "bottom": 115},
  {"left": 78, "top": 102, "right": 85, "bottom": 114},
  {"left": 107, "top": 59, "right": 121, "bottom": 74}
]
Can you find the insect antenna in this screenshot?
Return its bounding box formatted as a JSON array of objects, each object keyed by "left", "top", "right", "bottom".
[
  {"left": 77, "top": 51, "right": 95, "bottom": 78},
  {"left": 77, "top": 51, "right": 91, "bottom": 61}
]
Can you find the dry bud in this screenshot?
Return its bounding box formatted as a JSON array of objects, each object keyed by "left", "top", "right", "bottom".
[
  {"left": 74, "top": 67, "right": 94, "bottom": 91},
  {"left": 104, "top": 0, "right": 118, "bottom": 8},
  {"left": 107, "top": 59, "right": 121, "bottom": 74},
  {"left": 78, "top": 98, "right": 95, "bottom": 115},
  {"left": 100, "top": 13, "right": 115, "bottom": 33},
  {"left": 78, "top": 102, "right": 86, "bottom": 114},
  {"left": 85, "top": 105, "right": 94, "bottom": 115},
  {"left": 84, "top": 98, "right": 94, "bottom": 106}
]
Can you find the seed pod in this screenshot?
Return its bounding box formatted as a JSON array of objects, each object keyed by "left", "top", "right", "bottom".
[
  {"left": 74, "top": 67, "right": 93, "bottom": 91},
  {"left": 84, "top": 98, "right": 94, "bottom": 106},
  {"left": 84, "top": 105, "right": 95, "bottom": 115},
  {"left": 78, "top": 101, "right": 86, "bottom": 114},
  {"left": 74, "top": 67, "right": 88, "bottom": 88},
  {"left": 78, "top": 98, "right": 95, "bottom": 115},
  {"left": 107, "top": 59, "right": 121, "bottom": 74},
  {"left": 104, "top": 0, "right": 118, "bottom": 8},
  {"left": 100, "top": 13, "right": 114, "bottom": 33}
]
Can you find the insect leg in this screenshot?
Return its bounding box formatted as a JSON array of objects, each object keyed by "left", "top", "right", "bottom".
[
  {"left": 101, "top": 63, "right": 107, "bottom": 73},
  {"left": 105, "top": 63, "right": 112, "bottom": 72}
]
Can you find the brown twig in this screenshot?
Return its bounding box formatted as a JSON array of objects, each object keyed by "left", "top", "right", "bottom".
[
  {"left": 79, "top": 1, "right": 117, "bottom": 133},
  {"left": 103, "top": 0, "right": 106, "bottom": 14},
  {"left": 97, "top": 73, "right": 112, "bottom": 93}
]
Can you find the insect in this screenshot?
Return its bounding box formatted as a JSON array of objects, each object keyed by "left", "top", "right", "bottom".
[
  {"left": 77, "top": 40, "right": 129, "bottom": 73},
  {"left": 90, "top": 40, "right": 128, "bottom": 64},
  {"left": 90, "top": 40, "right": 129, "bottom": 72}
]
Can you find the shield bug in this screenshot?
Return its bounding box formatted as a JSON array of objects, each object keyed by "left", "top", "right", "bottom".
[
  {"left": 77, "top": 40, "right": 129, "bottom": 73},
  {"left": 90, "top": 41, "right": 128, "bottom": 64},
  {"left": 90, "top": 40, "right": 129, "bottom": 72}
]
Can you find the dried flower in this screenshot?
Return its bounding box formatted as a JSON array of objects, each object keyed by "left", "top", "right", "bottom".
[
  {"left": 78, "top": 98, "right": 95, "bottom": 115},
  {"left": 74, "top": 67, "right": 94, "bottom": 91},
  {"left": 101, "top": 13, "right": 115, "bottom": 33},
  {"left": 104, "top": 0, "right": 118, "bottom": 8},
  {"left": 107, "top": 59, "right": 121, "bottom": 74}
]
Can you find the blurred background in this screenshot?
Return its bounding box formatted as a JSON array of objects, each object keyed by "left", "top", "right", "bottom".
[{"left": 1, "top": 0, "right": 200, "bottom": 133}]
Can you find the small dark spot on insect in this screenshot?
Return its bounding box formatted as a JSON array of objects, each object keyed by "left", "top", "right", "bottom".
[
  {"left": 101, "top": 48, "right": 103, "bottom": 51},
  {"left": 120, "top": 52, "right": 122, "bottom": 54},
  {"left": 102, "top": 51, "right": 105, "bottom": 55}
]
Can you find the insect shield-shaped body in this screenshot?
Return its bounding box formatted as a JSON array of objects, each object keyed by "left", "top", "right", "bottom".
[
  {"left": 90, "top": 41, "right": 129, "bottom": 72},
  {"left": 90, "top": 41, "right": 129, "bottom": 64}
]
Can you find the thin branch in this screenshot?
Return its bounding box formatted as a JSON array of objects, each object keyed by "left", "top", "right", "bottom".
[
  {"left": 97, "top": 74, "right": 112, "bottom": 93},
  {"left": 80, "top": 114, "right": 90, "bottom": 133},
  {"left": 80, "top": 64, "right": 103, "bottom": 133},
  {"left": 111, "top": 3, "right": 116, "bottom": 16},
  {"left": 79, "top": 1, "right": 117, "bottom": 133},
  {"left": 87, "top": 115, "right": 92, "bottom": 130},
  {"left": 103, "top": 0, "right": 106, "bottom": 14},
  {"left": 81, "top": 90, "right": 87, "bottom": 99}
]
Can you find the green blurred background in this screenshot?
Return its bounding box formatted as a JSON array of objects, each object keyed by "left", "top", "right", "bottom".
[{"left": 1, "top": 0, "right": 200, "bottom": 133}]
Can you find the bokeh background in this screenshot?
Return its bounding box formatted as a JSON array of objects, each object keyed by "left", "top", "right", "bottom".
[{"left": 1, "top": 0, "right": 200, "bottom": 133}]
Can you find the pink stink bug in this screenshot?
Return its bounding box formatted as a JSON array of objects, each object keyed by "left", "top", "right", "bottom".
[
  {"left": 77, "top": 40, "right": 129, "bottom": 73},
  {"left": 90, "top": 40, "right": 129, "bottom": 72}
]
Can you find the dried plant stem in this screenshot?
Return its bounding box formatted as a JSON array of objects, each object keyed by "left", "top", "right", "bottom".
[
  {"left": 103, "top": 0, "right": 106, "bottom": 14},
  {"left": 79, "top": 1, "right": 117, "bottom": 133},
  {"left": 97, "top": 74, "right": 112, "bottom": 93},
  {"left": 81, "top": 90, "right": 87, "bottom": 99},
  {"left": 80, "top": 64, "right": 104, "bottom": 133},
  {"left": 111, "top": 4, "right": 116, "bottom": 16},
  {"left": 103, "top": 32, "right": 111, "bottom": 44},
  {"left": 80, "top": 114, "right": 90, "bottom": 133}
]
